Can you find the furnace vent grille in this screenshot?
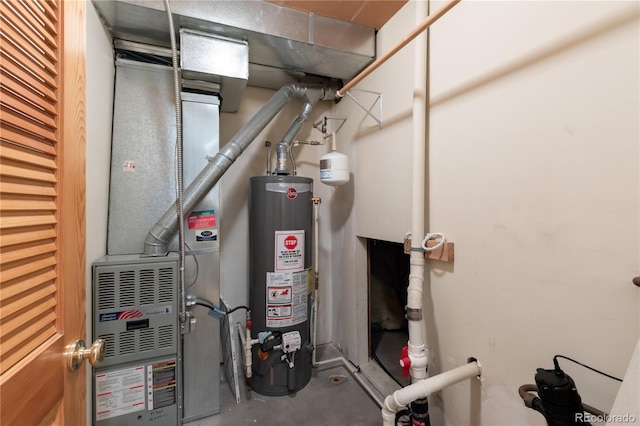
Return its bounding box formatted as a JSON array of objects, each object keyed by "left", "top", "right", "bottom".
[
  {"left": 96, "top": 266, "right": 176, "bottom": 307},
  {"left": 139, "top": 327, "right": 155, "bottom": 352},
  {"left": 97, "top": 325, "right": 177, "bottom": 361},
  {"left": 120, "top": 271, "right": 136, "bottom": 307},
  {"left": 93, "top": 257, "right": 178, "bottom": 367},
  {"left": 158, "top": 268, "right": 174, "bottom": 303},
  {"left": 101, "top": 333, "right": 116, "bottom": 358},
  {"left": 97, "top": 272, "right": 115, "bottom": 310}
]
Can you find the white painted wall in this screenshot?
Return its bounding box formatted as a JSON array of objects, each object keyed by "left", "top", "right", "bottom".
[
  {"left": 429, "top": 1, "right": 639, "bottom": 424},
  {"left": 329, "top": 0, "right": 639, "bottom": 424},
  {"left": 85, "top": 2, "right": 115, "bottom": 423}
]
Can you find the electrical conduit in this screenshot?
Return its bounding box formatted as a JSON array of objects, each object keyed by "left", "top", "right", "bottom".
[{"left": 163, "top": 0, "right": 187, "bottom": 325}]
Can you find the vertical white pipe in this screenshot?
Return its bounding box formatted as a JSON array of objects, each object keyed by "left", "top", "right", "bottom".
[
  {"left": 312, "top": 197, "right": 320, "bottom": 364},
  {"left": 407, "top": 0, "right": 429, "bottom": 382},
  {"left": 245, "top": 313, "right": 253, "bottom": 378}
]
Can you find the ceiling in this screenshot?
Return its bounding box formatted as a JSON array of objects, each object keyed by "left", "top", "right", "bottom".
[{"left": 268, "top": 0, "right": 408, "bottom": 30}]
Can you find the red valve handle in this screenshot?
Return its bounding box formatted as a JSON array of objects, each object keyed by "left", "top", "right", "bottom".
[{"left": 399, "top": 346, "right": 411, "bottom": 377}]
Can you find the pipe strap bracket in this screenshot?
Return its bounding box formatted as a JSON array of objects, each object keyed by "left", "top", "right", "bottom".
[{"left": 406, "top": 307, "right": 422, "bottom": 321}]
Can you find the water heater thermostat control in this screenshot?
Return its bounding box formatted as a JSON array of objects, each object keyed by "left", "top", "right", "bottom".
[{"left": 282, "top": 331, "right": 301, "bottom": 353}]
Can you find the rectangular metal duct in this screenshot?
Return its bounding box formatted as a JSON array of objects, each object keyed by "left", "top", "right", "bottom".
[
  {"left": 91, "top": 0, "right": 375, "bottom": 90},
  {"left": 180, "top": 29, "right": 248, "bottom": 112}
]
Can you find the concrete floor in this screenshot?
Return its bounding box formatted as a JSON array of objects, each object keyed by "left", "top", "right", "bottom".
[
  {"left": 371, "top": 328, "right": 410, "bottom": 388},
  {"left": 191, "top": 345, "right": 387, "bottom": 426}
]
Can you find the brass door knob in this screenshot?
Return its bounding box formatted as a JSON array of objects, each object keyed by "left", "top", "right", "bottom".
[
  {"left": 66, "top": 339, "right": 106, "bottom": 371},
  {"left": 633, "top": 277, "right": 640, "bottom": 287}
]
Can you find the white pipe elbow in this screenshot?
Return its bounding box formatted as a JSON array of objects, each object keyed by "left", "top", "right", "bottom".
[
  {"left": 382, "top": 395, "right": 402, "bottom": 426},
  {"left": 381, "top": 361, "right": 482, "bottom": 425}
]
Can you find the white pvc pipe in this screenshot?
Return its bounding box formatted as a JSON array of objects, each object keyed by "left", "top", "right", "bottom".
[
  {"left": 311, "top": 198, "right": 320, "bottom": 365},
  {"left": 237, "top": 315, "right": 259, "bottom": 379},
  {"left": 314, "top": 198, "right": 320, "bottom": 293},
  {"left": 382, "top": 362, "right": 482, "bottom": 426},
  {"left": 406, "top": 0, "right": 429, "bottom": 383}
]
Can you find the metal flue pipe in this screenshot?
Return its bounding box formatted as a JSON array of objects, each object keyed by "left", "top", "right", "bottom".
[
  {"left": 273, "top": 95, "right": 321, "bottom": 176},
  {"left": 144, "top": 83, "right": 334, "bottom": 256}
]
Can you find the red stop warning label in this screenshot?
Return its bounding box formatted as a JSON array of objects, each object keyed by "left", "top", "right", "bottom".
[
  {"left": 275, "top": 230, "right": 304, "bottom": 271},
  {"left": 284, "top": 235, "right": 297, "bottom": 250}
]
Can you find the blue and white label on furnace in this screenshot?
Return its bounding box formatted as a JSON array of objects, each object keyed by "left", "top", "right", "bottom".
[{"left": 99, "top": 306, "right": 172, "bottom": 322}]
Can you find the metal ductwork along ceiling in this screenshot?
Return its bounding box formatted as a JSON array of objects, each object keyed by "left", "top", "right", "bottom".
[{"left": 92, "top": 0, "right": 376, "bottom": 111}]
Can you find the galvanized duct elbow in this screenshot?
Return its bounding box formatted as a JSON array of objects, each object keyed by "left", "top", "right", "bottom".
[
  {"left": 282, "top": 96, "right": 319, "bottom": 146},
  {"left": 144, "top": 83, "right": 333, "bottom": 256},
  {"left": 274, "top": 95, "right": 320, "bottom": 175}
]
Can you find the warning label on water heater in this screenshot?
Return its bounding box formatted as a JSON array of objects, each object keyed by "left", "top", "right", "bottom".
[
  {"left": 275, "top": 230, "right": 304, "bottom": 271},
  {"left": 266, "top": 269, "right": 309, "bottom": 328}
]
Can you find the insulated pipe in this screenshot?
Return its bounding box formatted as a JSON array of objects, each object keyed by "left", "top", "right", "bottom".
[
  {"left": 406, "top": 0, "right": 429, "bottom": 384},
  {"left": 381, "top": 361, "right": 481, "bottom": 426},
  {"left": 336, "top": 0, "right": 461, "bottom": 98},
  {"left": 144, "top": 83, "right": 333, "bottom": 256}
]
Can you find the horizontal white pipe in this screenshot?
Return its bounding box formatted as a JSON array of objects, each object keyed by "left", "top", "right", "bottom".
[{"left": 382, "top": 361, "right": 481, "bottom": 426}]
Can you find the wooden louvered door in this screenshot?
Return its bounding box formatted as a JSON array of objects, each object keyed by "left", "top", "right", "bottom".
[{"left": 0, "top": 0, "right": 86, "bottom": 424}]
